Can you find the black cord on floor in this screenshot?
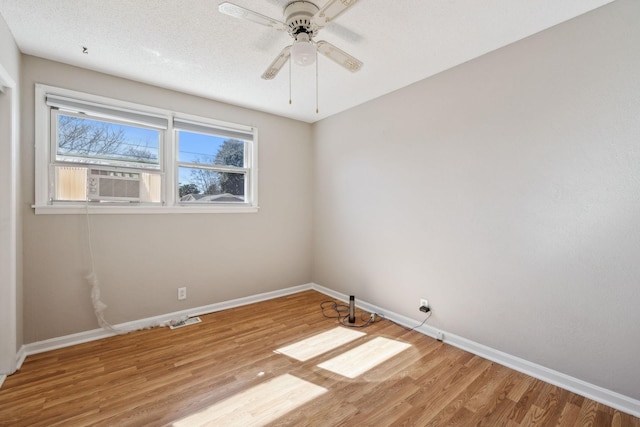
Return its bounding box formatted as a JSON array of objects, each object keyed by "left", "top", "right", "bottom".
[
  {"left": 376, "top": 311, "right": 432, "bottom": 332},
  {"left": 320, "top": 300, "right": 433, "bottom": 331},
  {"left": 320, "top": 300, "right": 375, "bottom": 328}
]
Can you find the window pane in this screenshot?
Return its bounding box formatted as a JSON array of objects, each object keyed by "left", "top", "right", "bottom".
[
  {"left": 54, "top": 166, "right": 87, "bottom": 201},
  {"left": 56, "top": 114, "right": 160, "bottom": 168},
  {"left": 178, "top": 167, "right": 245, "bottom": 203},
  {"left": 178, "top": 131, "right": 245, "bottom": 168},
  {"left": 140, "top": 172, "right": 162, "bottom": 203}
]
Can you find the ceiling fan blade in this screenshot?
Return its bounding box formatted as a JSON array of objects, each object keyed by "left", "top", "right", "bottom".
[
  {"left": 218, "top": 2, "right": 286, "bottom": 31},
  {"left": 316, "top": 41, "right": 362, "bottom": 72},
  {"left": 261, "top": 46, "right": 292, "bottom": 80},
  {"left": 313, "top": 0, "right": 359, "bottom": 28}
]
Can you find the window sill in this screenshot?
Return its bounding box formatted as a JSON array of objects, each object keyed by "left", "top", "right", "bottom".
[{"left": 33, "top": 204, "right": 260, "bottom": 215}]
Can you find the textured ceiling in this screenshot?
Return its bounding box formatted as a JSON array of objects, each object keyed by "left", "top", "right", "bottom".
[{"left": 0, "top": 0, "right": 615, "bottom": 123}]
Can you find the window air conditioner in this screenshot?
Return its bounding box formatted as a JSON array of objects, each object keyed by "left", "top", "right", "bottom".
[{"left": 87, "top": 168, "right": 141, "bottom": 201}]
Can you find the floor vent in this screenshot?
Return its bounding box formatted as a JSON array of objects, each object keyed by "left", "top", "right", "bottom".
[{"left": 169, "top": 316, "right": 202, "bottom": 330}]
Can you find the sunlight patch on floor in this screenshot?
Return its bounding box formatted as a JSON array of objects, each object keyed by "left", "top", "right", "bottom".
[
  {"left": 317, "top": 337, "right": 412, "bottom": 379},
  {"left": 274, "top": 327, "right": 366, "bottom": 361},
  {"left": 172, "top": 374, "right": 327, "bottom": 427}
]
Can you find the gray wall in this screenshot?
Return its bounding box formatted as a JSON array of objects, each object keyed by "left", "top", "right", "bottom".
[
  {"left": 0, "top": 15, "right": 18, "bottom": 78},
  {"left": 312, "top": 0, "right": 640, "bottom": 400},
  {"left": 21, "top": 56, "right": 314, "bottom": 342}
]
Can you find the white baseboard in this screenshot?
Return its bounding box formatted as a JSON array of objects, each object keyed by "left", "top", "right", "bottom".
[
  {"left": 310, "top": 283, "right": 640, "bottom": 418},
  {"left": 16, "top": 345, "right": 26, "bottom": 370},
  {"left": 20, "top": 283, "right": 313, "bottom": 358},
  {"left": 10, "top": 282, "right": 640, "bottom": 418},
  {"left": 0, "top": 346, "right": 25, "bottom": 381}
]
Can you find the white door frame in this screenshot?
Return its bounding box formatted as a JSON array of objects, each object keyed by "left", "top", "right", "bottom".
[{"left": 0, "top": 62, "right": 18, "bottom": 380}]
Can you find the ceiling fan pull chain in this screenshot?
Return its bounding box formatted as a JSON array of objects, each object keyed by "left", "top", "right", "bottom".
[
  {"left": 289, "top": 56, "right": 292, "bottom": 105},
  {"left": 316, "top": 48, "right": 319, "bottom": 114}
]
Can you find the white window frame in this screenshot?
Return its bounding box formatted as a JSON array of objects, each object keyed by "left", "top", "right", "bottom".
[
  {"left": 173, "top": 116, "right": 255, "bottom": 206},
  {"left": 34, "top": 84, "right": 258, "bottom": 214}
]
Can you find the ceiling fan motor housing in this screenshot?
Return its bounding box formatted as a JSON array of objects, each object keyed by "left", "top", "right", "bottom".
[{"left": 284, "top": 1, "right": 319, "bottom": 38}]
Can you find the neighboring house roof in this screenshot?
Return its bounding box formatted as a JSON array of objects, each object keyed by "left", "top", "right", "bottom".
[{"left": 179, "top": 193, "right": 244, "bottom": 203}]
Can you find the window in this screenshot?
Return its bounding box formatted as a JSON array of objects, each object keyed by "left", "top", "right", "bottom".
[
  {"left": 175, "top": 119, "right": 253, "bottom": 204},
  {"left": 50, "top": 106, "right": 163, "bottom": 204},
  {"left": 35, "top": 85, "right": 258, "bottom": 214}
]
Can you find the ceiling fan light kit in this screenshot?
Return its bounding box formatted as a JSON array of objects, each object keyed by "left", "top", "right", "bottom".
[
  {"left": 291, "top": 33, "right": 316, "bottom": 66},
  {"left": 219, "top": 0, "right": 363, "bottom": 111}
]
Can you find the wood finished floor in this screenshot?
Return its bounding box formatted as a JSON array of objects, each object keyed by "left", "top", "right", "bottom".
[{"left": 1, "top": 290, "right": 638, "bottom": 426}]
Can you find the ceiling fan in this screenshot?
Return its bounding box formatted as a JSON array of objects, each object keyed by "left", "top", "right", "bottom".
[{"left": 218, "top": 0, "right": 363, "bottom": 80}]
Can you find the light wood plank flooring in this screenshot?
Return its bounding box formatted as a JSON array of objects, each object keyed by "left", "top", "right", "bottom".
[{"left": 0, "top": 290, "right": 638, "bottom": 426}]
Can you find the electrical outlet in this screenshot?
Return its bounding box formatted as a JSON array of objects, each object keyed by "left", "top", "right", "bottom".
[
  {"left": 420, "top": 298, "right": 429, "bottom": 309},
  {"left": 177, "top": 287, "right": 187, "bottom": 300}
]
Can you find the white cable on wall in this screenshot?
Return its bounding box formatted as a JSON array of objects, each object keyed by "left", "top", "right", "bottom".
[
  {"left": 84, "top": 202, "right": 186, "bottom": 333},
  {"left": 84, "top": 202, "right": 127, "bottom": 334}
]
